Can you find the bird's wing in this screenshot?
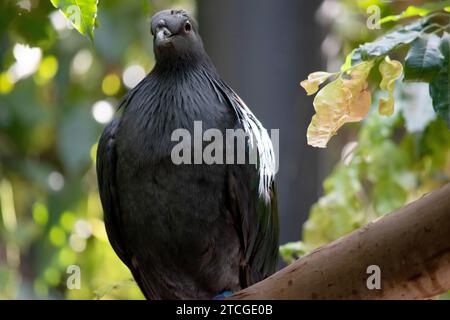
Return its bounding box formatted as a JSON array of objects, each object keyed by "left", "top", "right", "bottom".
[
  {"left": 210, "top": 78, "right": 279, "bottom": 286},
  {"left": 227, "top": 160, "right": 279, "bottom": 287},
  {"left": 96, "top": 118, "right": 130, "bottom": 265},
  {"left": 97, "top": 117, "right": 165, "bottom": 299}
]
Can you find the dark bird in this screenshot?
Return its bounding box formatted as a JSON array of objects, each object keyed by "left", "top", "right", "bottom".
[{"left": 96, "top": 9, "right": 279, "bottom": 300}]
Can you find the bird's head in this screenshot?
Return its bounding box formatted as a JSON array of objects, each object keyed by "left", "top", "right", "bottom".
[{"left": 151, "top": 9, "right": 205, "bottom": 63}]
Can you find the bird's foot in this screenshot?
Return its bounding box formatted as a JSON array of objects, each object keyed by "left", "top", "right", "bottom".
[{"left": 213, "top": 291, "right": 233, "bottom": 300}]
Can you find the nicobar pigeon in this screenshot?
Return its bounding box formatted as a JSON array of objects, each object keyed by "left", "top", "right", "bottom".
[{"left": 97, "top": 9, "right": 279, "bottom": 300}]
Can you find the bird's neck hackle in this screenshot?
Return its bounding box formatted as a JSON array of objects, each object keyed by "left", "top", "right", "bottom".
[{"left": 153, "top": 52, "right": 216, "bottom": 77}]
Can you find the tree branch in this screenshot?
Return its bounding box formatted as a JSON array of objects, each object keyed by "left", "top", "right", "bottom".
[{"left": 231, "top": 183, "right": 450, "bottom": 300}]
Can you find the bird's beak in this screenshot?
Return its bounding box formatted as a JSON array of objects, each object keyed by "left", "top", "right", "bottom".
[{"left": 156, "top": 27, "right": 172, "bottom": 46}]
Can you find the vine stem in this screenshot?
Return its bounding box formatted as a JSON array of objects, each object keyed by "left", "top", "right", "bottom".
[
  {"left": 424, "top": 11, "right": 450, "bottom": 23},
  {"left": 420, "top": 22, "right": 450, "bottom": 35}
]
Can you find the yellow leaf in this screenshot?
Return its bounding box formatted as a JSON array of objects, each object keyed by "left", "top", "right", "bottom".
[
  {"left": 307, "top": 61, "right": 374, "bottom": 148},
  {"left": 378, "top": 56, "right": 403, "bottom": 116},
  {"left": 300, "top": 72, "right": 334, "bottom": 96}
]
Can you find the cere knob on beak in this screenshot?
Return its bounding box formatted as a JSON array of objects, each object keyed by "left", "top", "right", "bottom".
[{"left": 155, "top": 20, "right": 172, "bottom": 45}]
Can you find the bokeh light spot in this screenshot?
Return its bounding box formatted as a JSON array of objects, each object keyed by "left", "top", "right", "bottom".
[
  {"left": 48, "top": 171, "right": 65, "bottom": 191},
  {"left": 49, "top": 226, "right": 66, "bottom": 247},
  {"left": 92, "top": 100, "right": 114, "bottom": 124},
  {"left": 17, "top": 0, "right": 31, "bottom": 11},
  {"left": 35, "top": 56, "right": 59, "bottom": 85},
  {"left": 102, "top": 73, "right": 121, "bottom": 96},
  {"left": 8, "top": 43, "right": 42, "bottom": 82},
  {"left": 49, "top": 10, "right": 72, "bottom": 32},
  {"left": 43, "top": 267, "right": 61, "bottom": 286},
  {"left": 122, "top": 64, "right": 146, "bottom": 89},
  {"left": 0, "top": 72, "right": 14, "bottom": 94},
  {"left": 58, "top": 247, "right": 77, "bottom": 266},
  {"left": 71, "top": 49, "right": 93, "bottom": 76},
  {"left": 32, "top": 202, "right": 49, "bottom": 226},
  {"left": 60, "top": 211, "right": 76, "bottom": 231},
  {"left": 75, "top": 219, "right": 93, "bottom": 239},
  {"left": 70, "top": 234, "right": 86, "bottom": 252}
]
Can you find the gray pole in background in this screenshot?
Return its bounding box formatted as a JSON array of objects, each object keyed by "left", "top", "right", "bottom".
[{"left": 197, "top": 0, "right": 325, "bottom": 253}]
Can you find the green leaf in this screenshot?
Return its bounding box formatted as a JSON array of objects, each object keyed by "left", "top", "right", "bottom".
[
  {"left": 405, "top": 33, "right": 445, "bottom": 82},
  {"left": 380, "top": 0, "right": 450, "bottom": 24},
  {"left": 94, "top": 279, "right": 137, "bottom": 300},
  {"left": 279, "top": 242, "right": 308, "bottom": 264},
  {"left": 380, "top": 5, "right": 430, "bottom": 24},
  {"left": 373, "top": 178, "right": 407, "bottom": 215},
  {"left": 50, "top": 0, "right": 98, "bottom": 40},
  {"left": 360, "top": 27, "right": 420, "bottom": 60},
  {"left": 429, "top": 33, "right": 450, "bottom": 127},
  {"left": 420, "top": 117, "right": 450, "bottom": 168},
  {"left": 341, "top": 48, "right": 363, "bottom": 71}
]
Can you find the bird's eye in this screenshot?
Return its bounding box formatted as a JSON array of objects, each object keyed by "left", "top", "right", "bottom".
[{"left": 184, "top": 21, "right": 192, "bottom": 33}]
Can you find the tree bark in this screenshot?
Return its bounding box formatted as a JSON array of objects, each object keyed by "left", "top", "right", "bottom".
[{"left": 231, "top": 183, "right": 450, "bottom": 300}]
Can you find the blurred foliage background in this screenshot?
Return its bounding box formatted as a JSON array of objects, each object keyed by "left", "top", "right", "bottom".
[
  {"left": 282, "top": 0, "right": 450, "bottom": 298},
  {"left": 1, "top": 0, "right": 449, "bottom": 300},
  {"left": 0, "top": 0, "right": 193, "bottom": 299}
]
